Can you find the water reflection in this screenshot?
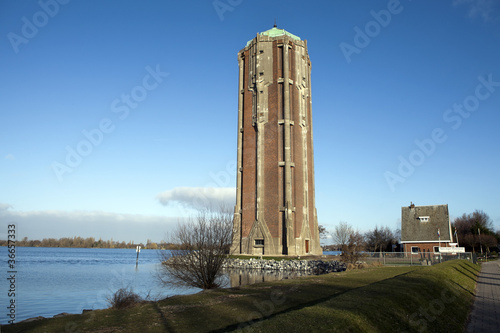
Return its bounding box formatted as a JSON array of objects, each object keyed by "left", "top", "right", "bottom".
[{"left": 222, "top": 268, "right": 315, "bottom": 288}]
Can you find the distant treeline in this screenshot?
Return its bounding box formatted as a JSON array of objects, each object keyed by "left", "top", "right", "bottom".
[{"left": 0, "top": 236, "right": 179, "bottom": 249}]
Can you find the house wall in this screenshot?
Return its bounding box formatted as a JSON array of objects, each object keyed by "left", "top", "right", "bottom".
[{"left": 402, "top": 242, "right": 451, "bottom": 254}]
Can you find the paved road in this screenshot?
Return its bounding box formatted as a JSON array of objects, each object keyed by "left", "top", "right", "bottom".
[{"left": 467, "top": 260, "right": 500, "bottom": 333}]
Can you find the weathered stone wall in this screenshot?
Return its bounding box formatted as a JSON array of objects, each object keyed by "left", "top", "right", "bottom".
[{"left": 222, "top": 258, "right": 346, "bottom": 274}]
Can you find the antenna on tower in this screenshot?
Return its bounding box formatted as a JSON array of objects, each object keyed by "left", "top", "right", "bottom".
[{"left": 274, "top": 18, "right": 277, "bottom": 28}]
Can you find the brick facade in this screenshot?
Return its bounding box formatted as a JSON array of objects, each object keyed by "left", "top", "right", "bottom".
[{"left": 231, "top": 27, "right": 321, "bottom": 255}]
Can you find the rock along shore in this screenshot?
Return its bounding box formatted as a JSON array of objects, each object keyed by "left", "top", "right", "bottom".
[{"left": 222, "top": 258, "right": 346, "bottom": 274}]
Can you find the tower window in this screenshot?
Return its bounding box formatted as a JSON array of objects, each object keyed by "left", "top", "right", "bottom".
[{"left": 255, "top": 239, "right": 264, "bottom": 246}]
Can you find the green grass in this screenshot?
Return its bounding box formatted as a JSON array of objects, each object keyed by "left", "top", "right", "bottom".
[
  {"left": 3, "top": 260, "right": 481, "bottom": 333},
  {"left": 252, "top": 260, "right": 480, "bottom": 332}
]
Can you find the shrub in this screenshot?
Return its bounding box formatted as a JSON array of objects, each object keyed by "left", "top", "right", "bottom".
[
  {"left": 340, "top": 231, "right": 365, "bottom": 264},
  {"left": 107, "top": 287, "right": 142, "bottom": 309}
]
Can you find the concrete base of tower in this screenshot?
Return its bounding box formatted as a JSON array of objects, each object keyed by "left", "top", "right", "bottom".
[
  {"left": 231, "top": 237, "right": 322, "bottom": 256},
  {"left": 233, "top": 237, "right": 282, "bottom": 256},
  {"left": 286, "top": 238, "right": 323, "bottom": 256}
]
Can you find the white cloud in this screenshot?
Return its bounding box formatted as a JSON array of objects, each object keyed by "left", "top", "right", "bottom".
[
  {"left": 0, "top": 203, "right": 13, "bottom": 211},
  {"left": 0, "top": 208, "right": 177, "bottom": 243},
  {"left": 454, "top": 0, "right": 500, "bottom": 22},
  {"left": 157, "top": 187, "right": 236, "bottom": 210},
  {"left": 4, "top": 154, "right": 15, "bottom": 160}
]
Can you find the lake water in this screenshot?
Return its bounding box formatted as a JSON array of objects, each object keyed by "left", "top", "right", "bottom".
[
  {"left": 0, "top": 247, "right": 199, "bottom": 324},
  {"left": 1, "top": 247, "right": 331, "bottom": 324}
]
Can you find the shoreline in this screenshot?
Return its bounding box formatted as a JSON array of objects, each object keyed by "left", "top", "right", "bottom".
[{"left": 2, "top": 260, "right": 480, "bottom": 332}]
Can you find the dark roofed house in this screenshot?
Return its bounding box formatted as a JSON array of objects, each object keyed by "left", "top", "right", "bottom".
[{"left": 401, "top": 203, "right": 453, "bottom": 254}]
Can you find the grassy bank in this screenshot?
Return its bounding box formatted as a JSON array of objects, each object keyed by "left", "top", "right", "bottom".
[{"left": 3, "top": 260, "right": 480, "bottom": 332}]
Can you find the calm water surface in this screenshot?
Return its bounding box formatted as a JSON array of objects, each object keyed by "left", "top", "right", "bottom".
[{"left": 0, "top": 247, "right": 199, "bottom": 324}]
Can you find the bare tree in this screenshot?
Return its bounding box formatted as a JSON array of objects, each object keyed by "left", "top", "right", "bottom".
[
  {"left": 318, "top": 224, "right": 328, "bottom": 240},
  {"left": 462, "top": 233, "right": 477, "bottom": 251},
  {"left": 365, "top": 226, "right": 395, "bottom": 255},
  {"left": 394, "top": 228, "right": 401, "bottom": 244},
  {"left": 331, "top": 222, "right": 365, "bottom": 263},
  {"left": 471, "top": 210, "right": 494, "bottom": 232},
  {"left": 452, "top": 210, "right": 498, "bottom": 252},
  {"left": 341, "top": 231, "right": 366, "bottom": 264},
  {"left": 482, "top": 235, "right": 498, "bottom": 252},
  {"left": 158, "top": 206, "right": 234, "bottom": 289},
  {"left": 332, "top": 221, "right": 353, "bottom": 249}
]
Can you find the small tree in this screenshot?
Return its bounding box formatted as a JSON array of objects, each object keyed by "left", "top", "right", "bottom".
[
  {"left": 106, "top": 287, "right": 142, "bottom": 309},
  {"left": 453, "top": 210, "right": 498, "bottom": 252},
  {"left": 332, "top": 221, "right": 353, "bottom": 250},
  {"left": 341, "top": 231, "right": 366, "bottom": 264},
  {"left": 365, "top": 226, "right": 395, "bottom": 255},
  {"left": 332, "top": 222, "right": 365, "bottom": 263},
  {"left": 318, "top": 224, "right": 328, "bottom": 240},
  {"left": 158, "top": 206, "right": 234, "bottom": 290},
  {"left": 482, "top": 235, "right": 498, "bottom": 253}
]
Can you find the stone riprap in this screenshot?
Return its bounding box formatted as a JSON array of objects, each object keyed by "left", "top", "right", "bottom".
[{"left": 222, "top": 258, "right": 346, "bottom": 274}]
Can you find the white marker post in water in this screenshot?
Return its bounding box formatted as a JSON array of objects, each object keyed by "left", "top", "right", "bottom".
[{"left": 136, "top": 246, "right": 141, "bottom": 265}]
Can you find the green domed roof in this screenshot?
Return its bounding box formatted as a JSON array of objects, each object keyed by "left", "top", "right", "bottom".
[{"left": 246, "top": 26, "right": 301, "bottom": 47}]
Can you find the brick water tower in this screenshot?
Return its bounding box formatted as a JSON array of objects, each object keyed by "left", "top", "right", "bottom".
[{"left": 232, "top": 26, "right": 322, "bottom": 256}]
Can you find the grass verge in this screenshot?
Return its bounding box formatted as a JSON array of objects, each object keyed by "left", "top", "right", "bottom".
[{"left": 3, "top": 260, "right": 480, "bottom": 332}]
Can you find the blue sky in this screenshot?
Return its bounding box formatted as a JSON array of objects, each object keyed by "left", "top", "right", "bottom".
[{"left": 1, "top": 0, "right": 499, "bottom": 244}]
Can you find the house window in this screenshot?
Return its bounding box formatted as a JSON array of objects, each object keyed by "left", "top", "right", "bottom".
[
  {"left": 433, "top": 246, "right": 440, "bottom": 253},
  {"left": 255, "top": 239, "right": 264, "bottom": 246},
  {"left": 411, "top": 246, "right": 420, "bottom": 254},
  {"left": 418, "top": 216, "right": 430, "bottom": 222}
]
